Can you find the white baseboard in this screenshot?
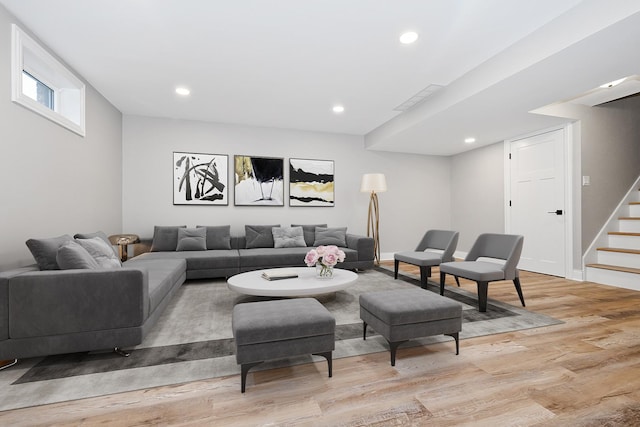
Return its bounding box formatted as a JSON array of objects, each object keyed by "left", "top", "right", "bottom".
[{"left": 380, "top": 252, "right": 394, "bottom": 262}]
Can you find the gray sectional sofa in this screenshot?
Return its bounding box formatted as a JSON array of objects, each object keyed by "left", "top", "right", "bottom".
[
  {"left": 137, "top": 224, "right": 374, "bottom": 279},
  {"left": 0, "top": 225, "right": 374, "bottom": 361}
]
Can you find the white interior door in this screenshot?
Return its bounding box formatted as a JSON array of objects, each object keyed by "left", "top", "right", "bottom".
[{"left": 508, "top": 129, "right": 566, "bottom": 277}]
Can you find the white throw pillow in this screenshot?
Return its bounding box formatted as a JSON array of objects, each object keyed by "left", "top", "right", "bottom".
[{"left": 272, "top": 226, "right": 307, "bottom": 248}]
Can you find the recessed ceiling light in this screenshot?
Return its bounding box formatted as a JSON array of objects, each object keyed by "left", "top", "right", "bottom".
[
  {"left": 464, "top": 137, "right": 476, "bottom": 144},
  {"left": 332, "top": 105, "right": 345, "bottom": 114},
  {"left": 399, "top": 31, "right": 419, "bottom": 44},
  {"left": 599, "top": 78, "right": 626, "bottom": 89},
  {"left": 175, "top": 87, "right": 190, "bottom": 96}
]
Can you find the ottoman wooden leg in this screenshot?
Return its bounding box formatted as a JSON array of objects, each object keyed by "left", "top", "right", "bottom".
[
  {"left": 445, "top": 332, "right": 460, "bottom": 355},
  {"left": 313, "top": 351, "right": 333, "bottom": 377},
  {"left": 241, "top": 361, "right": 263, "bottom": 393},
  {"left": 388, "top": 340, "right": 407, "bottom": 367}
]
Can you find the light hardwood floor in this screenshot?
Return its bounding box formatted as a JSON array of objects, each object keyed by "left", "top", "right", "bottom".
[{"left": 2, "top": 263, "right": 640, "bottom": 426}]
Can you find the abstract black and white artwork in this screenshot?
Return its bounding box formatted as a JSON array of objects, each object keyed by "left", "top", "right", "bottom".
[
  {"left": 173, "top": 152, "right": 228, "bottom": 205},
  {"left": 234, "top": 155, "right": 284, "bottom": 206},
  {"left": 289, "top": 158, "right": 334, "bottom": 207}
]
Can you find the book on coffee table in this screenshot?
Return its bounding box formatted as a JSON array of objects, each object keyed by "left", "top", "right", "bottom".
[{"left": 261, "top": 269, "right": 299, "bottom": 281}]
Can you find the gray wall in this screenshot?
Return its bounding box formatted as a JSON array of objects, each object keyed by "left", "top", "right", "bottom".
[
  {"left": 450, "top": 142, "right": 506, "bottom": 253},
  {"left": 122, "top": 116, "right": 452, "bottom": 255},
  {"left": 580, "top": 97, "right": 640, "bottom": 250},
  {"left": 541, "top": 97, "right": 640, "bottom": 251},
  {"left": 0, "top": 6, "right": 123, "bottom": 270}
]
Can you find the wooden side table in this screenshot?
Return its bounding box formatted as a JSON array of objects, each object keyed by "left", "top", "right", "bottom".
[{"left": 108, "top": 234, "right": 140, "bottom": 262}]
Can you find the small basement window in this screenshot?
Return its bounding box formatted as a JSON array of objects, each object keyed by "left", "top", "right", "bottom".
[
  {"left": 22, "top": 71, "right": 55, "bottom": 109},
  {"left": 11, "top": 24, "right": 85, "bottom": 136}
]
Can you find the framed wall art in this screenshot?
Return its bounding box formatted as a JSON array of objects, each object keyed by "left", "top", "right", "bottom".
[
  {"left": 234, "top": 155, "right": 284, "bottom": 206},
  {"left": 173, "top": 152, "right": 228, "bottom": 205},
  {"left": 289, "top": 158, "right": 334, "bottom": 207}
]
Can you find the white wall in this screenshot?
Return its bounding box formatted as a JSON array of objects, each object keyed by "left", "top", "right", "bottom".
[
  {"left": 0, "top": 6, "right": 123, "bottom": 270},
  {"left": 450, "top": 142, "right": 506, "bottom": 253},
  {"left": 122, "top": 116, "right": 452, "bottom": 255}
]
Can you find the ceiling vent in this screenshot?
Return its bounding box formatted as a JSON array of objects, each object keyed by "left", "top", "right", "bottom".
[
  {"left": 394, "top": 84, "right": 444, "bottom": 112},
  {"left": 567, "top": 75, "right": 640, "bottom": 107}
]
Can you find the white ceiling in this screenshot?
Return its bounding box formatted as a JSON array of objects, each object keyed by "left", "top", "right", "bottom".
[{"left": 2, "top": 0, "right": 640, "bottom": 155}]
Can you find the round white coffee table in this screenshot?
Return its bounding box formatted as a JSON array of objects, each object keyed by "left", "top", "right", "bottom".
[{"left": 227, "top": 267, "right": 358, "bottom": 297}]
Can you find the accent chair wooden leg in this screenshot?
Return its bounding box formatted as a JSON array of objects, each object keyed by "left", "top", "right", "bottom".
[
  {"left": 513, "top": 277, "right": 526, "bottom": 307},
  {"left": 363, "top": 321, "right": 368, "bottom": 340},
  {"left": 394, "top": 259, "right": 400, "bottom": 279},
  {"left": 439, "top": 272, "right": 446, "bottom": 295},
  {"left": 477, "top": 281, "right": 489, "bottom": 312},
  {"left": 419, "top": 266, "right": 427, "bottom": 286}
]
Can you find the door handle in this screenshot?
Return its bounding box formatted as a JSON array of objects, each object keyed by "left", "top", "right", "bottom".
[{"left": 547, "top": 209, "right": 563, "bottom": 215}]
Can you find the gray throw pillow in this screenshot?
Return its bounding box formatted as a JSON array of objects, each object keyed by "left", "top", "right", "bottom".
[
  {"left": 176, "top": 228, "right": 207, "bottom": 251},
  {"left": 196, "top": 225, "right": 231, "bottom": 250},
  {"left": 245, "top": 225, "right": 279, "bottom": 249},
  {"left": 313, "top": 227, "right": 347, "bottom": 247},
  {"left": 56, "top": 241, "right": 100, "bottom": 270},
  {"left": 25, "top": 234, "right": 73, "bottom": 270},
  {"left": 291, "top": 224, "right": 328, "bottom": 247},
  {"left": 272, "top": 226, "right": 307, "bottom": 248},
  {"left": 74, "top": 231, "right": 118, "bottom": 257},
  {"left": 151, "top": 225, "right": 186, "bottom": 252},
  {"left": 76, "top": 237, "right": 122, "bottom": 269}
]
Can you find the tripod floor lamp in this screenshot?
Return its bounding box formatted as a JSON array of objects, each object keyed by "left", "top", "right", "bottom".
[{"left": 360, "top": 173, "right": 387, "bottom": 265}]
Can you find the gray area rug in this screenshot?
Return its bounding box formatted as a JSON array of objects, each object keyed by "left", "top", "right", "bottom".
[{"left": 0, "top": 267, "right": 562, "bottom": 411}]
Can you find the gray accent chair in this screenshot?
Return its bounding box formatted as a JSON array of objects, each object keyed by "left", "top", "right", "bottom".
[
  {"left": 394, "top": 230, "right": 459, "bottom": 286},
  {"left": 439, "top": 233, "right": 525, "bottom": 312}
]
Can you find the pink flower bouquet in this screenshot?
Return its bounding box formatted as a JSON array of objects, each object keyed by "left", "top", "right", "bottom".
[{"left": 305, "top": 245, "right": 346, "bottom": 277}]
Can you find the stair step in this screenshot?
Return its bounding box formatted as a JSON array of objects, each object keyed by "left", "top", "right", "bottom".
[
  {"left": 596, "top": 248, "right": 640, "bottom": 269},
  {"left": 619, "top": 218, "right": 640, "bottom": 232},
  {"left": 608, "top": 233, "right": 640, "bottom": 250},
  {"left": 608, "top": 232, "right": 640, "bottom": 236},
  {"left": 586, "top": 263, "right": 640, "bottom": 275},
  {"left": 596, "top": 247, "right": 640, "bottom": 255},
  {"left": 629, "top": 202, "right": 640, "bottom": 216}
]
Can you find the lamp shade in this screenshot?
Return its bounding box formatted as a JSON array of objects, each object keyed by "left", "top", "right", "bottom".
[{"left": 360, "top": 173, "right": 387, "bottom": 193}]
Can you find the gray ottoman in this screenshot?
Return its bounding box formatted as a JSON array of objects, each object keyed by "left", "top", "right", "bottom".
[
  {"left": 360, "top": 288, "right": 462, "bottom": 366},
  {"left": 232, "top": 298, "right": 335, "bottom": 392}
]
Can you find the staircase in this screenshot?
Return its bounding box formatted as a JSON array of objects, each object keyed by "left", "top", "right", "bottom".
[{"left": 585, "top": 185, "right": 640, "bottom": 290}]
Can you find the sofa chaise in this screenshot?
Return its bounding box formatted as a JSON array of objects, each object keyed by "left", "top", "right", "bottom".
[{"left": 0, "top": 232, "right": 186, "bottom": 361}]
